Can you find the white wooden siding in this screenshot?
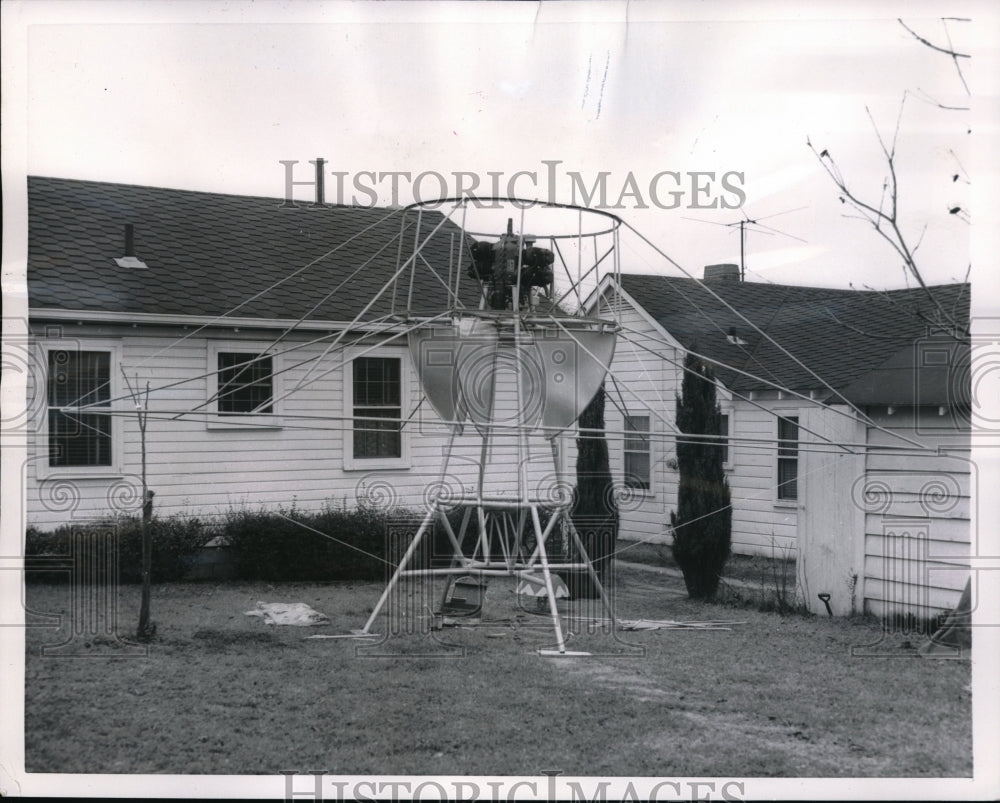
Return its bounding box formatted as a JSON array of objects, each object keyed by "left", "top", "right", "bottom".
[
  {"left": 594, "top": 288, "right": 809, "bottom": 557},
  {"left": 26, "top": 324, "right": 566, "bottom": 529},
  {"left": 796, "top": 407, "right": 866, "bottom": 615},
  {"left": 858, "top": 408, "right": 971, "bottom": 619},
  {"left": 600, "top": 297, "right": 677, "bottom": 546},
  {"left": 724, "top": 399, "right": 803, "bottom": 556}
]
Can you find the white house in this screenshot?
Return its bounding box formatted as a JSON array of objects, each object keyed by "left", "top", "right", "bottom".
[
  {"left": 592, "top": 268, "right": 971, "bottom": 619},
  {"left": 24, "top": 176, "right": 566, "bottom": 531},
  {"left": 24, "top": 176, "right": 971, "bottom": 621}
]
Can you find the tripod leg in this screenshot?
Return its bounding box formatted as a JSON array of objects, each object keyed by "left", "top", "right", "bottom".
[
  {"left": 531, "top": 505, "right": 568, "bottom": 654},
  {"left": 567, "top": 519, "right": 618, "bottom": 626},
  {"left": 360, "top": 504, "right": 437, "bottom": 634},
  {"left": 437, "top": 505, "right": 473, "bottom": 612}
]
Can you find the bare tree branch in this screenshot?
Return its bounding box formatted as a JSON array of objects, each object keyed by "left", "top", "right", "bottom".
[
  {"left": 949, "top": 148, "right": 971, "bottom": 183},
  {"left": 898, "top": 18, "right": 970, "bottom": 97},
  {"left": 807, "top": 97, "right": 962, "bottom": 333},
  {"left": 913, "top": 87, "right": 969, "bottom": 111},
  {"left": 898, "top": 18, "right": 970, "bottom": 59},
  {"left": 941, "top": 18, "right": 971, "bottom": 95},
  {"left": 860, "top": 282, "right": 969, "bottom": 339}
]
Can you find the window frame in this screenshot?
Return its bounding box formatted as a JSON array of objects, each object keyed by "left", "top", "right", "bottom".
[
  {"left": 342, "top": 346, "right": 411, "bottom": 471},
  {"left": 776, "top": 414, "right": 799, "bottom": 504},
  {"left": 205, "top": 341, "right": 283, "bottom": 429},
  {"left": 622, "top": 411, "right": 653, "bottom": 493},
  {"left": 719, "top": 407, "right": 733, "bottom": 471},
  {"left": 37, "top": 339, "right": 123, "bottom": 480}
]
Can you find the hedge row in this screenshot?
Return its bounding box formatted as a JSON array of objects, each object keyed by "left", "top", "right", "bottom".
[
  {"left": 24, "top": 503, "right": 591, "bottom": 585},
  {"left": 25, "top": 502, "right": 432, "bottom": 584},
  {"left": 25, "top": 515, "right": 205, "bottom": 584}
]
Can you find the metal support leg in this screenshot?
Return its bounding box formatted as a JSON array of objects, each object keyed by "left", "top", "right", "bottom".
[
  {"left": 567, "top": 519, "right": 618, "bottom": 626},
  {"left": 437, "top": 504, "right": 473, "bottom": 612},
  {"left": 360, "top": 504, "right": 438, "bottom": 634},
  {"left": 531, "top": 505, "right": 568, "bottom": 653}
]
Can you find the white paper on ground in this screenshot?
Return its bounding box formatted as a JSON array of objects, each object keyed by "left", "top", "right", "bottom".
[{"left": 244, "top": 601, "right": 330, "bottom": 626}]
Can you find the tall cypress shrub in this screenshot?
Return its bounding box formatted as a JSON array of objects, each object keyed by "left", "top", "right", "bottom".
[
  {"left": 569, "top": 382, "right": 618, "bottom": 597},
  {"left": 670, "top": 351, "right": 731, "bottom": 600}
]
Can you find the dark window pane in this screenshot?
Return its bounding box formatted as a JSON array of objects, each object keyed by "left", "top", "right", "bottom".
[
  {"left": 623, "top": 414, "right": 651, "bottom": 490},
  {"left": 777, "top": 416, "right": 798, "bottom": 500},
  {"left": 624, "top": 452, "right": 650, "bottom": 490},
  {"left": 353, "top": 411, "right": 402, "bottom": 459},
  {"left": 720, "top": 413, "right": 730, "bottom": 464},
  {"left": 218, "top": 353, "right": 273, "bottom": 414},
  {"left": 778, "top": 458, "right": 798, "bottom": 500},
  {"left": 47, "top": 350, "right": 112, "bottom": 467},
  {"left": 48, "top": 350, "right": 109, "bottom": 407},
  {"left": 624, "top": 415, "right": 649, "bottom": 449},
  {"left": 353, "top": 358, "right": 402, "bottom": 459},
  {"left": 778, "top": 416, "right": 798, "bottom": 456},
  {"left": 353, "top": 357, "right": 400, "bottom": 407}
]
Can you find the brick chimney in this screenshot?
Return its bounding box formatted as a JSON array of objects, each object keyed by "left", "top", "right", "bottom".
[{"left": 704, "top": 263, "right": 741, "bottom": 282}]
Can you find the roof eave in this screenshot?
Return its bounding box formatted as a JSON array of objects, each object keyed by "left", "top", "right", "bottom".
[{"left": 27, "top": 307, "right": 405, "bottom": 333}]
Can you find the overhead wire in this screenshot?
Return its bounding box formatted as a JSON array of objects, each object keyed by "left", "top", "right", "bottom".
[
  {"left": 619, "top": 218, "right": 889, "bottom": 427},
  {"left": 48, "top": 204, "right": 412, "bottom": 413},
  {"left": 44, "top": 197, "right": 954, "bottom": 475}
]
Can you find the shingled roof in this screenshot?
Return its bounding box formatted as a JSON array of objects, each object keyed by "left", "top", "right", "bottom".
[
  {"left": 617, "top": 273, "right": 970, "bottom": 404},
  {"left": 28, "top": 176, "right": 477, "bottom": 324}
]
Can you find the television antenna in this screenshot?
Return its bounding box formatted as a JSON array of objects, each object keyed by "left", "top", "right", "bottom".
[{"left": 683, "top": 207, "right": 807, "bottom": 281}]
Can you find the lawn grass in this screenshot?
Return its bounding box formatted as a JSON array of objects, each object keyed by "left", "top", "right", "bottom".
[{"left": 23, "top": 565, "right": 971, "bottom": 777}]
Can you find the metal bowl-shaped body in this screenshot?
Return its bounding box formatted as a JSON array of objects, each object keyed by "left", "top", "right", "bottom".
[{"left": 408, "top": 312, "right": 617, "bottom": 439}]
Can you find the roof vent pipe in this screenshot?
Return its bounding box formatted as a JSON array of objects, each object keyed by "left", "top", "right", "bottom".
[
  {"left": 114, "top": 222, "right": 148, "bottom": 268},
  {"left": 726, "top": 326, "right": 747, "bottom": 345},
  {"left": 315, "top": 157, "right": 325, "bottom": 205}
]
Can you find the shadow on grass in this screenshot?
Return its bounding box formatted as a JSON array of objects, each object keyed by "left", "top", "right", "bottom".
[{"left": 190, "top": 629, "right": 288, "bottom": 650}]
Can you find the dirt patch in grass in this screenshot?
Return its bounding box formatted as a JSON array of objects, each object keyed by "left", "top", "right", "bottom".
[
  {"left": 23, "top": 567, "right": 971, "bottom": 777},
  {"left": 614, "top": 538, "right": 675, "bottom": 567},
  {"left": 616, "top": 538, "right": 798, "bottom": 590},
  {"left": 189, "top": 628, "right": 288, "bottom": 650}
]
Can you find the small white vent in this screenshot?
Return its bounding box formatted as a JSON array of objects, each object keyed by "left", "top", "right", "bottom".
[
  {"left": 726, "top": 326, "right": 747, "bottom": 345},
  {"left": 114, "top": 256, "right": 148, "bottom": 269}
]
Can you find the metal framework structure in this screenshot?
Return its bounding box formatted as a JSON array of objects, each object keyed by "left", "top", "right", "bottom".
[{"left": 357, "top": 198, "right": 625, "bottom": 655}]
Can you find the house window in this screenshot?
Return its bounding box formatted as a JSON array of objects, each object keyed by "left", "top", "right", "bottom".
[
  {"left": 47, "top": 349, "right": 112, "bottom": 467},
  {"left": 624, "top": 414, "right": 651, "bottom": 491},
  {"left": 777, "top": 415, "right": 799, "bottom": 501},
  {"left": 719, "top": 412, "right": 730, "bottom": 466},
  {"left": 353, "top": 357, "right": 402, "bottom": 459},
  {"left": 217, "top": 352, "right": 273, "bottom": 414}
]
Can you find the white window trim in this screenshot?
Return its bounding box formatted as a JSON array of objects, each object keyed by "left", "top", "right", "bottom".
[
  {"left": 37, "top": 339, "right": 124, "bottom": 480},
  {"left": 205, "top": 341, "right": 284, "bottom": 429},
  {"left": 342, "top": 345, "right": 411, "bottom": 471},
  {"left": 774, "top": 413, "right": 799, "bottom": 507},
  {"left": 622, "top": 411, "right": 655, "bottom": 497},
  {"left": 719, "top": 406, "right": 734, "bottom": 472}
]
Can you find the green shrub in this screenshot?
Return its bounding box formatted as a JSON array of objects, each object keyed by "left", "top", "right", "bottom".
[
  {"left": 25, "top": 515, "right": 208, "bottom": 584},
  {"left": 567, "top": 383, "right": 618, "bottom": 599},
  {"left": 24, "top": 525, "right": 71, "bottom": 584},
  {"left": 222, "top": 501, "right": 411, "bottom": 582},
  {"left": 26, "top": 500, "right": 557, "bottom": 585},
  {"left": 118, "top": 515, "right": 208, "bottom": 582},
  {"left": 670, "top": 351, "right": 732, "bottom": 601}
]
